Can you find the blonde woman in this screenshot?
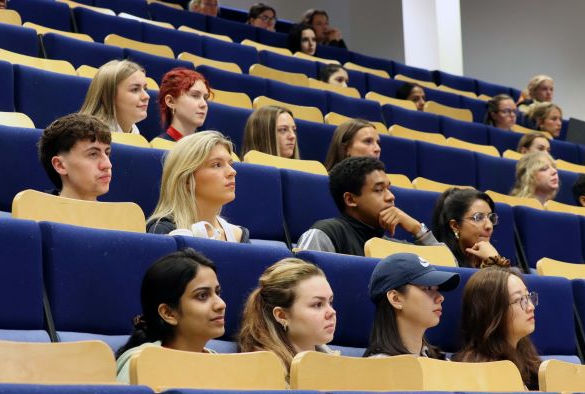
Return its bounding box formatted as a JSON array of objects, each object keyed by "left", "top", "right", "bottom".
[
  {"left": 241, "top": 106, "right": 300, "bottom": 159},
  {"left": 510, "top": 151, "right": 559, "bottom": 205},
  {"left": 238, "top": 258, "right": 336, "bottom": 379},
  {"left": 517, "top": 74, "right": 554, "bottom": 112},
  {"left": 324, "top": 118, "right": 380, "bottom": 171},
  {"left": 80, "top": 60, "right": 149, "bottom": 134},
  {"left": 147, "top": 131, "right": 249, "bottom": 242},
  {"left": 526, "top": 102, "right": 563, "bottom": 138}
]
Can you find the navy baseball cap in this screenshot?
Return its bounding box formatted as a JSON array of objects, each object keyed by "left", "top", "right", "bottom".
[{"left": 369, "top": 253, "right": 460, "bottom": 302}]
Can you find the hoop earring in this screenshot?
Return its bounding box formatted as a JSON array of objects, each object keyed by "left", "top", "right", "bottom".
[{"left": 454, "top": 230, "right": 460, "bottom": 240}]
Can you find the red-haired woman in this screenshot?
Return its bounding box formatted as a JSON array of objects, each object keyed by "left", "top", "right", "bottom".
[{"left": 157, "top": 68, "right": 212, "bottom": 141}]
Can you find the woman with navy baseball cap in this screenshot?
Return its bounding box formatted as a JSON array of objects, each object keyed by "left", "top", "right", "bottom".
[{"left": 363, "top": 253, "right": 460, "bottom": 359}]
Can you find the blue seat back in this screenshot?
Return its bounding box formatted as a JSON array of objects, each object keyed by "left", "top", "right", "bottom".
[
  {"left": 491, "top": 202, "right": 517, "bottom": 266},
  {"left": 175, "top": 236, "right": 293, "bottom": 339},
  {"left": 124, "top": 48, "right": 194, "bottom": 86},
  {"left": 73, "top": 7, "right": 142, "bottom": 42},
  {"left": 487, "top": 125, "right": 522, "bottom": 154},
  {"left": 366, "top": 74, "right": 404, "bottom": 98},
  {"left": 0, "top": 23, "right": 39, "bottom": 56},
  {"left": 0, "top": 384, "right": 154, "bottom": 393},
  {"left": 258, "top": 50, "right": 318, "bottom": 78},
  {"left": 349, "top": 52, "right": 394, "bottom": 76},
  {"left": 393, "top": 61, "right": 433, "bottom": 82},
  {"left": 475, "top": 154, "right": 516, "bottom": 194},
  {"left": 379, "top": 134, "right": 418, "bottom": 180},
  {"left": 440, "top": 117, "right": 489, "bottom": 145},
  {"left": 135, "top": 88, "right": 163, "bottom": 142},
  {"left": 551, "top": 139, "right": 580, "bottom": 164},
  {"left": 344, "top": 69, "right": 367, "bottom": 97},
  {"left": 95, "top": 0, "right": 149, "bottom": 19},
  {"left": 416, "top": 142, "right": 477, "bottom": 186},
  {"left": 460, "top": 96, "right": 487, "bottom": 123},
  {"left": 434, "top": 70, "right": 476, "bottom": 94},
  {"left": 197, "top": 65, "right": 265, "bottom": 101},
  {"left": 0, "top": 60, "right": 14, "bottom": 111},
  {"left": 206, "top": 16, "right": 258, "bottom": 43},
  {"left": 0, "top": 218, "right": 48, "bottom": 342},
  {"left": 42, "top": 33, "right": 124, "bottom": 69},
  {"left": 265, "top": 80, "right": 327, "bottom": 115},
  {"left": 295, "top": 119, "right": 335, "bottom": 163},
  {"left": 556, "top": 169, "right": 580, "bottom": 205},
  {"left": 314, "top": 45, "right": 351, "bottom": 64},
  {"left": 147, "top": 2, "right": 207, "bottom": 30},
  {"left": 201, "top": 101, "right": 253, "bottom": 152},
  {"left": 326, "top": 92, "right": 383, "bottom": 123},
  {"left": 202, "top": 36, "right": 258, "bottom": 74},
  {"left": 424, "top": 87, "right": 461, "bottom": 108},
  {"left": 391, "top": 187, "right": 439, "bottom": 242},
  {"left": 382, "top": 104, "right": 441, "bottom": 133},
  {"left": 476, "top": 79, "right": 515, "bottom": 99},
  {"left": 222, "top": 162, "right": 286, "bottom": 242},
  {"left": 256, "top": 29, "right": 288, "bottom": 48},
  {"left": 141, "top": 23, "right": 203, "bottom": 57},
  {"left": 573, "top": 279, "right": 585, "bottom": 338},
  {"left": 218, "top": 6, "right": 247, "bottom": 23},
  {"left": 9, "top": 0, "right": 71, "bottom": 31}
]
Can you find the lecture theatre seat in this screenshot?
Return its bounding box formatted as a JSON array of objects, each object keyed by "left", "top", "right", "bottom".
[
  {"left": 73, "top": 7, "right": 142, "bottom": 43},
  {"left": 314, "top": 44, "right": 351, "bottom": 65},
  {"left": 8, "top": 0, "right": 71, "bottom": 31},
  {"left": 434, "top": 70, "right": 476, "bottom": 94},
  {"left": 0, "top": 23, "right": 39, "bottom": 57},
  {"left": 42, "top": 33, "right": 124, "bottom": 70},
  {"left": 393, "top": 61, "right": 434, "bottom": 82},
  {"left": 0, "top": 218, "right": 49, "bottom": 342},
  {"left": 475, "top": 153, "right": 516, "bottom": 194},
  {"left": 258, "top": 50, "right": 318, "bottom": 79},
  {"left": 440, "top": 116, "right": 489, "bottom": 145},
  {"left": 201, "top": 36, "right": 258, "bottom": 75},
  {"left": 201, "top": 101, "right": 253, "bottom": 152},
  {"left": 378, "top": 134, "right": 418, "bottom": 180},
  {"left": 476, "top": 78, "right": 518, "bottom": 100},
  {"left": 0, "top": 384, "right": 154, "bottom": 393},
  {"left": 416, "top": 141, "right": 477, "bottom": 187},
  {"left": 147, "top": 2, "right": 207, "bottom": 30},
  {"left": 424, "top": 87, "right": 461, "bottom": 109},
  {"left": 295, "top": 119, "right": 336, "bottom": 163},
  {"left": 344, "top": 68, "right": 368, "bottom": 97},
  {"left": 141, "top": 22, "right": 204, "bottom": 58},
  {"left": 256, "top": 28, "right": 288, "bottom": 49},
  {"left": 460, "top": 95, "right": 487, "bottom": 123},
  {"left": 326, "top": 92, "right": 384, "bottom": 124},
  {"left": 123, "top": 48, "right": 194, "bottom": 88},
  {"left": 349, "top": 51, "right": 394, "bottom": 77},
  {"left": 40, "top": 222, "right": 178, "bottom": 351},
  {"left": 382, "top": 103, "right": 441, "bottom": 133},
  {"left": 0, "top": 60, "right": 14, "bottom": 112},
  {"left": 487, "top": 125, "right": 522, "bottom": 154},
  {"left": 206, "top": 16, "right": 257, "bottom": 43},
  {"left": 264, "top": 80, "right": 328, "bottom": 116},
  {"left": 196, "top": 65, "right": 266, "bottom": 101},
  {"left": 95, "top": 0, "right": 150, "bottom": 19},
  {"left": 365, "top": 73, "right": 405, "bottom": 98}
]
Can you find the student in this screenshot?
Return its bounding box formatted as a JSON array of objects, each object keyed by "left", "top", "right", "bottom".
[
  {"left": 302, "top": 9, "right": 346, "bottom": 49},
  {"left": 188, "top": 0, "right": 219, "bottom": 17},
  {"left": 147, "top": 131, "right": 250, "bottom": 242},
  {"left": 247, "top": 3, "right": 276, "bottom": 32},
  {"left": 297, "top": 157, "right": 439, "bottom": 256},
  {"left": 395, "top": 82, "right": 426, "bottom": 111},
  {"left": 157, "top": 68, "right": 211, "bottom": 142},
  {"left": 432, "top": 188, "right": 508, "bottom": 268},
  {"left": 517, "top": 74, "right": 554, "bottom": 112},
  {"left": 485, "top": 94, "right": 517, "bottom": 131},
  {"left": 510, "top": 151, "right": 559, "bottom": 205},
  {"left": 526, "top": 102, "right": 563, "bottom": 138},
  {"left": 37, "top": 113, "right": 112, "bottom": 201},
  {"left": 364, "top": 253, "right": 459, "bottom": 358},
  {"left": 287, "top": 23, "right": 317, "bottom": 56},
  {"left": 319, "top": 64, "right": 349, "bottom": 88},
  {"left": 116, "top": 248, "right": 225, "bottom": 383},
  {"left": 79, "top": 60, "right": 149, "bottom": 134},
  {"left": 572, "top": 174, "right": 585, "bottom": 207},
  {"left": 516, "top": 132, "right": 551, "bottom": 155},
  {"left": 238, "top": 258, "right": 336, "bottom": 377},
  {"left": 324, "top": 119, "right": 380, "bottom": 171},
  {"left": 453, "top": 264, "right": 540, "bottom": 390},
  {"left": 241, "top": 106, "right": 299, "bottom": 159}
]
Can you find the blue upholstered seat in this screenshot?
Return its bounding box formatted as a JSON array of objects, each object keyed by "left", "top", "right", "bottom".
[
  {"left": 42, "top": 33, "right": 124, "bottom": 69},
  {"left": 0, "top": 23, "right": 39, "bottom": 57}
]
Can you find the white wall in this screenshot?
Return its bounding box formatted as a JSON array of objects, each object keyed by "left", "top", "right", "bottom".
[
  {"left": 219, "top": 0, "right": 404, "bottom": 62},
  {"left": 461, "top": 0, "right": 585, "bottom": 119}
]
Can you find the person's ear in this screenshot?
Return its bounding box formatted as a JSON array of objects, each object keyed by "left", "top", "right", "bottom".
[
  {"left": 343, "top": 191, "right": 358, "bottom": 208},
  {"left": 579, "top": 195, "right": 585, "bottom": 207},
  {"left": 386, "top": 290, "right": 404, "bottom": 311},
  {"left": 164, "top": 94, "right": 175, "bottom": 109},
  {"left": 272, "top": 306, "right": 289, "bottom": 328},
  {"left": 51, "top": 155, "right": 67, "bottom": 176},
  {"left": 519, "top": 147, "right": 528, "bottom": 154},
  {"left": 158, "top": 303, "right": 179, "bottom": 326}
]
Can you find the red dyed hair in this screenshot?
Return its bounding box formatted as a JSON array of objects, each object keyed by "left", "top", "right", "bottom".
[{"left": 158, "top": 68, "right": 212, "bottom": 127}]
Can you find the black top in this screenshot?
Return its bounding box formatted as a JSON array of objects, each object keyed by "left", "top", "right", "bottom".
[
  {"left": 312, "top": 214, "right": 385, "bottom": 256},
  {"left": 147, "top": 216, "right": 251, "bottom": 243}
]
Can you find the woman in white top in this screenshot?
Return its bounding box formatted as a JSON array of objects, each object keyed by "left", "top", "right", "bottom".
[
  {"left": 80, "top": 59, "right": 149, "bottom": 134},
  {"left": 116, "top": 248, "right": 225, "bottom": 383},
  {"left": 147, "top": 130, "right": 250, "bottom": 242}
]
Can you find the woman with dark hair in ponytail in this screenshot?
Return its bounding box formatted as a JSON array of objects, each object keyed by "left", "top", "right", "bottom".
[
  {"left": 238, "top": 258, "right": 336, "bottom": 381},
  {"left": 116, "top": 248, "right": 226, "bottom": 383}
]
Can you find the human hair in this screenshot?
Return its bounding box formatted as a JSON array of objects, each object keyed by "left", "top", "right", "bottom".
[
  {"left": 453, "top": 266, "right": 541, "bottom": 389},
  {"left": 485, "top": 94, "right": 514, "bottom": 126},
  {"left": 241, "top": 105, "right": 299, "bottom": 159},
  {"left": 287, "top": 23, "right": 315, "bottom": 54},
  {"left": 363, "top": 286, "right": 441, "bottom": 358},
  {"left": 572, "top": 174, "right": 585, "bottom": 206},
  {"left": 319, "top": 63, "right": 344, "bottom": 83},
  {"left": 329, "top": 156, "right": 385, "bottom": 213},
  {"left": 516, "top": 132, "right": 550, "bottom": 153},
  {"left": 247, "top": 2, "right": 276, "bottom": 23},
  {"left": 158, "top": 68, "right": 212, "bottom": 129},
  {"left": 431, "top": 188, "right": 496, "bottom": 267},
  {"left": 148, "top": 131, "right": 234, "bottom": 230},
  {"left": 38, "top": 113, "right": 111, "bottom": 190},
  {"left": 238, "top": 258, "right": 325, "bottom": 372},
  {"left": 79, "top": 60, "right": 145, "bottom": 130},
  {"left": 116, "top": 248, "right": 217, "bottom": 358},
  {"left": 324, "top": 119, "right": 375, "bottom": 171},
  {"left": 301, "top": 8, "right": 328, "bottom": 25},
  {"left": 510, "top": 151, "right": 558, "bottom": 200},
  {"left": 525, "top": 102, "right": 562, "bottom": 132},
  {"left": 526, "top": 74, "right": 553, "bottom": 101},
  {"left": 395, "top": 82, "right": 422, "bottom": 100}
]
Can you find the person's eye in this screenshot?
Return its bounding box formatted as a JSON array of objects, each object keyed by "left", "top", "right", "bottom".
[
  {"left": 196, "top": 292, "right": 209, "bottom": 301},
  {"left": 312, "top": 302, "right": 323, "bottom": 308}
]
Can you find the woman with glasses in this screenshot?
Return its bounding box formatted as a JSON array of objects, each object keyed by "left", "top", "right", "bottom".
[
  {"left": 241, "top": 105, "right": 300, "bottom": 159},
  {"left": 485, "top": 94, "right": 517, "bottom": 131},
  {"left": 432, "top": 188, "right": 508, "bottom": 268},
  {"left": 453, "top": 263, "right": 540, "bottom": 390},
  {"left": 247, "top": 3, "right": 276, "bottom": 32}
]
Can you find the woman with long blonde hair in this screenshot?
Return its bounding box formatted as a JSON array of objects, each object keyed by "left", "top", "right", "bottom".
[
  {"left": 147, "top": 130, "right": 249, "bottom": 242},
  {"left": 238, "top": 258, "right": 336, "bottom": 377},
  {"left": 526, "top": 102, "right": 563, "bottom": 138},
  {"left": 80, "top": 59, "right": 149, "bottom": 134},
  {"left": 241, "top": 106, "right": 300, "bottom": 159},
  {"left": 510, "top": 151, "right": 559, "bottom": 205}
]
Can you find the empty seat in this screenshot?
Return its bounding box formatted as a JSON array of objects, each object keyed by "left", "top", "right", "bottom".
[
  {"left": 207, "top": 16, "right": 258, "bottom": 43},
  {"left": 326, "top": 92, "right": 383, "bottom": 123},
  {"left": 265, "top": 79, "right": 328, "bottom": 116},
  {"left": 295, "top": 119, "right": 336, "bottom": 163},
  {"left": 0, "top": 218, "right": 48, "bottom": 342},
  {"left": 551, "top": 139, "right": 581, "bottom": 164},
  {"left": 256, "top": 28, "right": 288, "bottom": 49},
  {"left": 201, "top": 36, "right": 259, "bottom": 75},
  {"left": 364, "top": 238, "right": 456, "bottom": 266},
  {"left": 250, "top": 64, "right": 308, "bottom": 88},
  {"left": 393, "top": 61, "right": 434, "bottom": 82},
  {"left": 378, "top": 134, "right": 418, "bottom": 180},
  {"left": 434, "top": 70, "right": 476, "bottom": 94},
  {"left": 244, "top": 150, "right": 327, "bottom": 175},
  {"left": 142, "top": 21, "right": 204, "bottom": 57},
  {"left": 365, "top": 73, "right": 405, "bottom": 98},
  {"left": 315, "top": 44, "right": 351, "bottom": 65},
  {"left": 42, "top": 33, "right": 124, "bottom": 69},
  {"left": 9, "top": 0, "right": 71, "bottom": 31},
  {"left": 201, "top": 101, "right": 253, "bottom": 152},
  {"left": 94, "top": 0, "right": 149, "bottom": 19},
  {"left": 258, "top": 50, "right": 318, "bottom": 78},
  {"left": 382, "top": 103, "right": 441, "bottom": 132},
  {"left": 424, "top": 100, "right": 472, "bottom": 122},
  {"left": 460, "top": 95, "right": 488, "bottom": 123},
  {"left": 536, "top": 257, "right": 585, "bottom": 280},
  {"left": 441, "top": 116, "right": 489, "bottom": 145},
  {"left": 123, "top": 48, "right": 193, "bottom": 86},
  {"left": 416, "top": 141, "right": 477, "bottom": 186},
  {"left": 106, "top": 34, "right": 174, "bottom": 59},
  {"left": 0, "top": 61, "right": 14, "bottom": 112},
  {"left": 476, "top": 79, "right": 516, "bottom": 100},
  {"left": 349, "top": 51, "right": 393, "bottom": 77},
  {"left": 0, "top": 22, "right": 39, "bottom": 56},
  {"left": 475, "top": 154, "right": 516, "bottom": 194},
  {"left": 197, "top": 64, "right": 266, "bottom": 101},
  {"left": 487, "top": 125, "right": 523, "bottom": 154},
  {"left": 40, "top": 222, "right": 177, "bottom": 351},
  {"left": 147, "top": 2, "right": 206, "bottom": 30}
]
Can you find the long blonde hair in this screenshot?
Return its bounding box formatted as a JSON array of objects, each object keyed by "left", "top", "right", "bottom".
[
  {"left": 241, "top": 105, "right": 300, "bottom": 159},
  {"left": 238, "top": 258, "right": 325, "bottom": 372},
  {"left": 526, "top": 74, "right": 553, "bottom": 101},
  {"left": 148, "top": 131, "right": 234, "bottom": 229},
  {"left": 79, "top": 59, "right": 145, "bottom": 130},
  {"left": 510, "top": 151, "right": 558, "bottom": 201}
]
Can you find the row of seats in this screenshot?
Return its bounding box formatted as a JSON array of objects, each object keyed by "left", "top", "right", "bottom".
[
  {"left": 1, "top": 216, "right": 583, "bottom": 363},
  {"left": 4, "top": 123, "right": 585, "bottom": 270}
]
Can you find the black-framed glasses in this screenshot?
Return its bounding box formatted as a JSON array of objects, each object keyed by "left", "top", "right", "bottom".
[
  {"left": 509, "top": 292, "right": 538, "bottom": 311},
  {"left": 257, "top": 15, "right": 276, "bottom": 23},
  {"left": 465, "top": 212, "right": 499, "bottom": 225}
]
